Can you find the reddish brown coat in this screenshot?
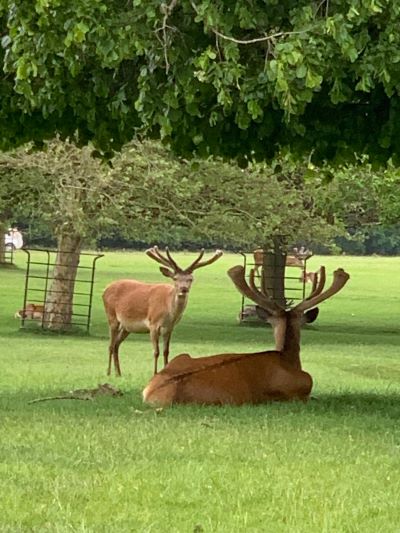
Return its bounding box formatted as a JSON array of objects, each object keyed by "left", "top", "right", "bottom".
[
  {"left": 103, "top": 247, "right": 223, "bottom": 376},
  {"left": 143, "top": 265, "right": 349, "bottom": 406}
]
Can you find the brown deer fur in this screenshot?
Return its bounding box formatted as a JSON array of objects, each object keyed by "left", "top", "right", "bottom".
[
  {"left": 143, "top": 265, "right": 350, "bottom": 406},
  {"left": 103, "top": 247, "right": 223, "bottom": 376},
  {"left": 15, "top": 303, "right": 44, "bottom": 320},
  {"left": 253, "top": 248, "right": 305, "bottom": 273}
]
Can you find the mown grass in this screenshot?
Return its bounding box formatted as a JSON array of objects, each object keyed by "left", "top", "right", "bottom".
[{"left": 0, "top": 251, "right": 399, "bottom": 533}]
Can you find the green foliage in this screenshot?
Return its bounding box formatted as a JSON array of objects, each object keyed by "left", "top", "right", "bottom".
[
  {"left": 0, "top": 139, "right": 342, "bottom": 250},
  {"left": 2, "top": 139, "right": 398, "bottom": 254},
  {"left": 363, "top": 224, "right": 400, "bottom": 254},
  {"left": 1, "top": 1, "right": 400, "bottom": 161},
  {"left": 1, "top": 252, "right": 400, "bottom": 531},
  {"left": 0, "top": 139, "right": 124, "bottom": 239},
  {"left": 110, "top": 141, "right": 340, "bottom": 248},
  {"left": 311, "top": 157, "right": 400, "bottom": 253}
]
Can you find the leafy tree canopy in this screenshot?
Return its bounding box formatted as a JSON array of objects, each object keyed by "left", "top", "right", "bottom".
[
  {"left": 2, "top": 138, "right": 398, "bottom": 254},
  {"left": 0, "top": 139, "right": 340, "bottom": 249},
  {"left": 0, "top": 139, "right": 123, "bottom": 240},
  {"left": 110, "top": 141, "right": 340, "bottom": 248},
  {"left": 1, "top": 1, "right": 400, "bottom": 162},
  {"left": 311, "top": 155, "right": 400, "bottom": 230}
]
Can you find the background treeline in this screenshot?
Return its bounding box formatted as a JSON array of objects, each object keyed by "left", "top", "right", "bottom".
[
  {"left": 18, "top": 222, "right": 400, "bottom": 256},
  {"left": 2, "top": 139, "right": 399, "bottom": 256}
]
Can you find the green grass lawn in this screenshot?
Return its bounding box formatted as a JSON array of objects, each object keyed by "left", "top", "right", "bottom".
[{"left": 0, "top": 251, "right": 399, "bottom": 532}]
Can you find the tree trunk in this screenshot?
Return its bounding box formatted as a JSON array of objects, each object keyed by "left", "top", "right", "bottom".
[
  {"left": 43, "top": 232, "right": 82, "bottom": 331},
  {"left": 0, "top": 220, "right": 7, "bottom": 264},
  {"left": 261, "top": 237, "right": 287, "bottom": 308}
]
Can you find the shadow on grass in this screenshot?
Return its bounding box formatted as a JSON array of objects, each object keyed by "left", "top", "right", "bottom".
[
  {"left": 306, "top": 391, "right": 400, "bottom": 417},
  {"left": 6, "top": 325, "right": 94, "bottom": 339},
  {"left": 4, "top": 316, "right": 399, "bottom": 347},
  {"left": 0, "top": 263, "right": 19, "bottom": 270},
  {"left": 307, "top": 323, "right": 399, "bottom": 338},
  {"left": 2, "top": 388, "right": 399, "bottom": 427}
]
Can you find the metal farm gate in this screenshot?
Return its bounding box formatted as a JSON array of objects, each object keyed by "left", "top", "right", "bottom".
[
  {"left": 237, "top": 247, "right": 312, "bottom": 324},
  {"left": 3, "top": 245, "right": 14, "bottom": 265},
  {"left": 18, "top": 248, "right": 104, "bottom": 332}
]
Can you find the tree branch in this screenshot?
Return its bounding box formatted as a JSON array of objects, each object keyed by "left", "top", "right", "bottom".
[
  {"left": 190, "top": 1, "right": 316, "bottom": 45},
  {"left": 159, "top": 0, "right": 179, "bottom": 73},
  {"left": 211, "top": 27, "right": 315, "bottom": 45}
]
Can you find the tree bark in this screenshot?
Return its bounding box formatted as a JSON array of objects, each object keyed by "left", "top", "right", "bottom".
[
  {"left": 261, "top": 237, "right": 287, "bottom": 308},
  {"left": 43, "top": 232, "right": 82, "bottom": 331}
]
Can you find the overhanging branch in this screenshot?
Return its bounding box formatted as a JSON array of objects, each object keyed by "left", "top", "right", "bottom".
[
  {"left": 158, "top": 0, "right": 179, "bottom": 73},
  {"left": 190, "top": 1, "right": 317, "bottom": 45}
]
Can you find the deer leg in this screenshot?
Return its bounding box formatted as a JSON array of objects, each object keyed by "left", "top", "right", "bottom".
[
  {"left": 162, "top": 329, "right": 172, "bottom": 368},
  {"left": 150, "top": 327, "right": 161, "bottom": 375},
  {"left": 113, "top": 328, "right": 130, "bottom": 377},
  {"left": 107, "top": 321, "right": 120, "bottom": 376}
]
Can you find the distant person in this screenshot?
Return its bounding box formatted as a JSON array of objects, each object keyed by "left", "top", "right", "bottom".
[{"left": 5, "top": 227, "right": 23, "bottom": 250}]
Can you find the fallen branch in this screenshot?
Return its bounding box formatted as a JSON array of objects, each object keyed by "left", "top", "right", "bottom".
[
  {"left": 28, "top": 383, "right": 123, "bottom": 404},
  {"left": 28, "top": 395, "right": 93, "bottom": 404}
]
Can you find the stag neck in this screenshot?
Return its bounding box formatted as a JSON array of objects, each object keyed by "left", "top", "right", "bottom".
[
  {"left": 274, "top": 311, "right": 301, "bottom": 369},
  {"left": 280, "top": 313, "right": 302, "bottom": 370},
  {"left": 170, "top": 287, "right": 190, "bottom": 317},
  {"left": 268, "top": 312, "right": 302, "bottom": 369}
]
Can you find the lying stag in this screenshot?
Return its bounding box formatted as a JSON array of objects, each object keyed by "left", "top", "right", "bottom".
[
  {"left": 103, "top": 247, "right": 223, "bottom": 376},
  {"left": 143, "top": 265, "right": 349, "bottom": 406},
  {"left": 15, "top": 303, "right": 44, "bottom": 320}
]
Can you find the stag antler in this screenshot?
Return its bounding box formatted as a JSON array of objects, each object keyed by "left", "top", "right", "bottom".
[
  {"left": 146, "top": 246, "right": 223, "bottom": 273},
  {"left": 248, "top": 267, "right": 271, "bottom": 300},
  {"left": 146, "top": 246, "right": 181, "bottom": 272},
  {"left": 304, "top": 266, "right": 326, "bottom": 301},
  {"left": 227, "top": 266, "right": 282, "bottom": 314},
  {"left": 294, "top": 268, "right": 350, "bottom": 312},
  {"left": 185, "top": 249, "right": 223, "bottom": 273}
]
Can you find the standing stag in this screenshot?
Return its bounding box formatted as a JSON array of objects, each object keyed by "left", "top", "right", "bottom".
[
  {"left": 103, "top": 247, "right": 223, "bottom": 376},
  {"left": 143, "top": 265, "right": 350, "bottom": 406}
]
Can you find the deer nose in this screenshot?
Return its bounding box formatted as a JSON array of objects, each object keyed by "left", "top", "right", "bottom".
[{"left": 178, "top": 285, "right": 190, "bottom": 295}]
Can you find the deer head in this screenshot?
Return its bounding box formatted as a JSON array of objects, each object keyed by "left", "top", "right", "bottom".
[
  {"left": 146, "top": 246, "right": 223, "bottom": 296},
  {"left": 228, "top": 265, "right": 350, "bottom": 367}
]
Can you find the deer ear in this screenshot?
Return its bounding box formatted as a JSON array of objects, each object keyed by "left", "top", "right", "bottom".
[
  {"left": 160, "top": 266, "right": 174, "bottom": 278},
  {"left": 303, "top": 307, "right": 319, "bottom": 324}
]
